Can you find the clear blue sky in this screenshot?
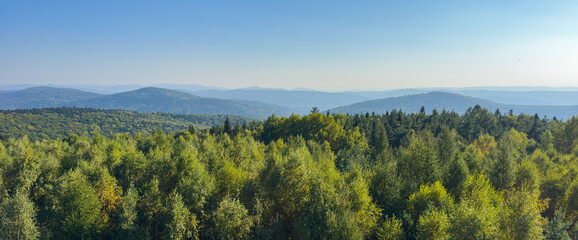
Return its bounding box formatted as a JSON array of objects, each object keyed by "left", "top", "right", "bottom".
[{"left": 1, "top": 1, "right": 577, "bottom": 91}]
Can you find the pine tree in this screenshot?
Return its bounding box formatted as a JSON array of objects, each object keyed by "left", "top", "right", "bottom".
[
  {"left": 545, "top": 209, "right": 571, "bottom": 240},
  {"left": 224, "top": 118, "right": 232, "bottom": 135},
  {"left": 444, "top": 156, "right": 469, "bottom": 198}
]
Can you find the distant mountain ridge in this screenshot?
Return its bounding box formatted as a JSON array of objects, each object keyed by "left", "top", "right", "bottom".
[
  {"left": 2, "top": 86, "right": 578, "bottom": 119},
  {"left": 189, "top": 89, "right": 369, "bottom": 114},
  {"left": 4, "top": 84, "right": 578, "bottom": 109},
  {"left": 0, "top": 87, "right": 291, "bottom": 118},
  {"left": 329, "top": 92, "right": 578, "bottom": 119},
  {"left": 0, "top": 87, "right": 103, "bottom": 109}
]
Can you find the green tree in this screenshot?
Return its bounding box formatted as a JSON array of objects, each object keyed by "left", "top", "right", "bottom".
[
  {"left": 115, "top": 183, "right": 146, "bottom": 240},
  {"left": 407, "top": 181, "right": 454, "bottom": 222},
  {"left": 499, "top": 190, "right": 544, "bottom": 240},
  {"left": 514, "top": 159, "right": 541, "bottom": 193},
  {"left": 398, "top": 131, "right": 440, "bottom": 197},
  {"left": 176, "top": 159, "right": 215, "bottom": 216},
  {"left": 562, "top": 179, "right": 578, "bottom": 221},
  {"left": 416, "top": 209, "right": 450, "bottom": 240},
  {"left": 444, "top": 155, "right": 469, "bottom": 198},
  {"left": 448, "top": 174, "right": 501, "bottom": 240},
  {"left": 165, "top": 192, "right": 197, "bottom": 240},
  {"left": 223, "top": 117, "right": 232, "bottom": 135},
  {"left": 489, "top": 129, "right": 522, "bottom": 190},
  {"left": 325, "top": 210, "right": 364, "bottom": 240},
  {"left": 0, "top": 190, "right": 40, "bottom": 240},
  {"left": 139, "top": 178, "right": 166, "bottom": 239},
  {"left": 376, "top": 216, "right": 404, "bottom": 240},
  {"left": 259, "top": 140, "right": 310, "bottom": 229},
  {"left": 438, "top": 127, "right": 458, "bottom": 177},
  {"left": 56, "top": 170, "right": 105, "bottom": 239},
  {"left": 370, "top": 160, "right": 403, "bottom": 216},
  {"left": 553, "top": 116, "right": 578, "bottom": 154},
  {"left": 210, "top": 198, "right": 253, "bottom": 240},
  {"left": 545, "top": 208, "right": 571, "bottom": 240}
]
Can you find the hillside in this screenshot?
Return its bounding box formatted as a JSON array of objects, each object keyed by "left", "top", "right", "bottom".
[
  {"left": 0, "top": 87, "right": 103, "bottom": 109},
  {"left": 454, "top": 90, "right": 578, "bottom": 105},
  {"left": 190, "top": 89, "right": 369, "bottom": 114},
  {"left": 0, "top": 107, "right": 258, "bottom": 140},
  {"left": 329, "top": 91, "right": 578, "bottom": 119},
  {"left": 0, "top": 87, "right": 292, "bottom": 118}
]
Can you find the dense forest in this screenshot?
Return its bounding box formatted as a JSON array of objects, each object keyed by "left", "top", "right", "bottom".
[
  {"left": 2, "top": 105, "right": 578, "bottom": 239},
  {"left": 0, "top": 108, "right": 257, "bottom": 141}
]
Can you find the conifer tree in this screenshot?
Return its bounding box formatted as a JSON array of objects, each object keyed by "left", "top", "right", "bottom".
[
  {"left": 224, "top": 117, "right": 232, "bottom": 135},
  {"left": 545, "top": 209, "right": 571, "bottom": 240}
]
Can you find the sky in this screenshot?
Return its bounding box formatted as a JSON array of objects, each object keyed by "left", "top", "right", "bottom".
[{"left": 1, "top": 1, "right": 578, "bottom": 91}]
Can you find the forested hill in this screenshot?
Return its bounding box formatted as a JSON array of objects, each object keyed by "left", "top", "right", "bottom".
[
  {"left": 189, "top": 88, "right": 369, "bottom": 114},
  {"left": 329, "top": 91, "right": 578, "bottom": 119},
  {"left": 0, "top": 107, "right": 257, "bottom": 141},
  {"left": 0, "top": 87, "right": 103, "bottom": 109},
  {"left": 0, "top": 87, "right": 291, "bottom": 118}
]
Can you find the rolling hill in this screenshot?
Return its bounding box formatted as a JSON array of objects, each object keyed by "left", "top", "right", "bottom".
[
  {"left": 328, "top": 91, "right": 578, "bottom": 119},
  {"left": 189, "top": 88, "right": 369, "bottom": 114},
  {"left": 0, "top": 87, "right": 103, "bottom": 109},
  {"left": 0, "top": 87, "right": 292, "bottom": 118},
  {"left": 0, "top": 107, "right": 258, "bottom": 141}
]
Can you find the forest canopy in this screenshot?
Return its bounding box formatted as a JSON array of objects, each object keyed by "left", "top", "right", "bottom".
[
  {"left": 0, "top": 107, "right": 257, "bottom": 141},
  {"left": 1, "top": 105, "right": 578, "bottom": 239}
]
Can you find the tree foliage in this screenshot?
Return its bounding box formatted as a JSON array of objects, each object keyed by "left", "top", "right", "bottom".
[{"left": 0, "top": 107, "right": 576, "bottom": 238}]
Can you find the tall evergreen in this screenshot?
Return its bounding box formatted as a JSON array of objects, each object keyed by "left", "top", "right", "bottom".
[{"left": 545, "top": 209, "right": 571, "bottom": 240}]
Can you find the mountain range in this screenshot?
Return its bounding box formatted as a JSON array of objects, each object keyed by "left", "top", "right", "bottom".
[
  {"left": 1, "top": 85, "right": 578, "bottom": 119},
  {"left": 0, "top": 87, "right": 291, "bottom": 118},
  {"left": 328, "top": 92, "right": 578, "bottom": 119}
]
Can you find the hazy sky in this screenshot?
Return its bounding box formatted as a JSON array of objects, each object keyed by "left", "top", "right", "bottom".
[{"left": 1, "top": 1, "right": 578, "bottom": 91}]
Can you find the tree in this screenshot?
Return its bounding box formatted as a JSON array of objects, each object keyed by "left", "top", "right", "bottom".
[
  {"left": 139, "top": 178, "right": 166, "bottom": 239},
  {"left": 115, "top": 183, "right": 146, "bottom": 240},
  {"left": 376, "top": 216, "right": 404, "bottom": 240},
  {"left": 448, "top": 174, "right": 501, "bottom": 240},
  {"left": 444, "top": 155, "right": 469, "bottom": 198},
  {"left": 224, "top": 117, "right": 232, "bottom": 135},
  {"left": 176, "top": 159, "right": 215, "bottom": 216},
  {"left": 325, "top": 210, "right": 364, "bottom": 240},
  {"left": 165, "top": 192, "right": 197, "bottom": 240},
  {"left": 370, "top": 161, "right": 403, "bottom": 216},
  {"left": 437, "top": 127, "right": 458, "bottom": 177},
  {"left": 553, "top": 116, "right": 578, "bottom": 154},
  {"left": 55, "top": 171, "right": 105, "bottom": 239},
  {"left": 187, "top": 125, "right": 196, "bottom": 134},
  {"left": 545, "top": 208, "right": 571, "bottom": 240},
  {"left": 562, "top": 179, "right": 578, "bottom": 221},
  {"left": 407, "top": 181, "right": 454, "bottom": 222},
  {"left": 0, "top": 190, "right": 40, "bottom": 240},
  {"left": 398, "top": 131, "right": 440, "bottom": 197},
  {"left": 514, "top": 159, "right": 540, "bottom": 193},
  {"left": 210, "top": 198, "right": 253, "bottom": 240},
  {"left": 416, "top": 209, "right": 450, "bottom": 240},
  {"left": 489, "top": 130, "right": 520, "bottom": 190},
  {"left": 499, "top": 190, "right": 544, "bottom": 240}
]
